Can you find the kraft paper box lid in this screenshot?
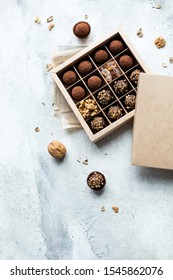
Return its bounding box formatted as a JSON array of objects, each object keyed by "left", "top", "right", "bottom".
[{"left": 131, "top": 73, "right": 173, "bottom": 170}]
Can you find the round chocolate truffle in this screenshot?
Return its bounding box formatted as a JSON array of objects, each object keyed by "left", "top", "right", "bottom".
[
  {"left": 78, "top": 60, "right": 93, "bottom": 74},
  {"left": 87, "top": 171, "right": 106, "bottom": 190},
  {"left": 87, "top": 76, "right": 102, "bottom": 90},
  {"left": 90, "top": 116, "right": 106, "bottom": 132},
  {"left": 97, "top": 89, "right": 113, "bottom": 105},
  {"left": 109, "top": 40, "right": 124, "bottom": 54},
  {"left": 119, "top": 55, "right": 134, "bottom": 70},
  {"left": 107, "top": 105, "right": 123, "bottom": 120},
  {"left": 114, "top": 79, "right": 129, "bottom": 94},
  {"left": 71, "top": 86, "right": 85, "bottom": 100},
  {"left": 130, "top": 69, "right": 141, "bottom": 84},
  {"left": 94, "top": 50, "right": 108, "bottom": 64},
  {"left": 73, "top": 21, "right": 91, "bottom": 38},
  {"left": 62, "top": 70, "right": 77, "bottom": 85},
  {"left": 124, "top": 94, "right": 136, "bottom": 110}
]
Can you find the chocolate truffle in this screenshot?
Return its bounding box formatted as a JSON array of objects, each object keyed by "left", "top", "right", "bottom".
[
  {"left": 87, "top": 76, "right": 102, "bottom": 90},
  {"left": 97, "top": 89, "right": 113, "bottom": 105},
  {"left": 107, "top": 105, "right": 123, "bottom": 120},
  {"left": 87, "top": 171, "right": 106, "bottom": 190},
  {"left": 94, "top": 50, "right": 108, "bottom": 64},
  {"left": 109, "top": 40, "right": 124, "bottom": 54},
  {"left": 62, "top": 70, "right": 77, "bottom": 85},
  {"left": 79, "top": 98, "right": 99, "bottom": 119},
  {"left": 100, "top": 60, "right": 122, "bottom": 82},
  {"left": 114, "top": 79, "right": 129, "bottom": 94},
  {"left": 130, "top": 69, "right": 141, "bottom": 84},
  {"left": 124, "top": 94, "right": 136, "bottom": 110},
  {"left": 119, "top": 55, "right": 134, "bottom": 70},
  {"left": 78, "top": 60, "right": 93, "bottom": 74},
  {"left": 71, "top": 86, "right": 85, "bottom": 100},
  {"left": 73, "top": 21, "right": 91, "bottom": 38},
  {"left": 90, "top": 116, "right": 106, "bottom": 132}
]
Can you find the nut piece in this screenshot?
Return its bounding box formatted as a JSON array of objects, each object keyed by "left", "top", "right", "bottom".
[
  {"left": 169, "top": 57, "right": 173, "bottom": 64},
  {"left": 155, "top": 3, "right": 161, "bottom": 9},
  {"left": 112, "top": 206, "right": 119, "bottom": 213},
  {"left": 154, "top": 36, "right": 166, "bottom": 48},
  {"left": 48, "top": 22, "right": 55, "bottom": 31},
  {"left": 34, "top": 16, "right": 41, "bottom": 24},
  {"left": 35, "top": 127, "right": 40, "bottom": 132},
  {"left": 78, "top": 98, "right": 99, "bottom": 119},
  {"left": 48, "top": 140, "right": 66, "bottom": 159},
  {"left": 46, "top": 64, "right": 53, "bottom": 72},
  {"left": 162, "top": 62, "right": 167, "bottom": 68},
  {"left": 47, "top": 16, "right": 54, "bottom": 22}
]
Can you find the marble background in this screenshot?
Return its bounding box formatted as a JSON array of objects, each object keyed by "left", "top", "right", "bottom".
[{"left": 0, "top": 0, "right": 173, "bottom": 260}]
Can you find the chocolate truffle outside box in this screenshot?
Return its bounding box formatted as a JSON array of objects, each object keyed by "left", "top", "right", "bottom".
[{"left": 51, "top": 28, "right": 151, "bottom": 142}]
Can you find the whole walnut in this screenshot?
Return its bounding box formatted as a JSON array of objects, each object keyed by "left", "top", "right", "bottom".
[{"left": 48, "top": 140, "right": 67, "bottom": 159}]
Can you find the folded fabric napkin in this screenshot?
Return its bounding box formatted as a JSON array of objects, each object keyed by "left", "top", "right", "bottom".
[{"left": 52, "top": 47, "right": 85, "bottom": 129}]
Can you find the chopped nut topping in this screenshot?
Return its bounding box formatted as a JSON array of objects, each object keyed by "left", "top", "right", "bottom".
[
  {"left": 35, "top": 127, "right": 40, "bottom": 132},
  {"left": 154, "top": 36, "right": 166, "bottom": 48},
  {"left": 48, "top": 22, "right": 55, "bottom": 31},
  {"left": 79, "top": 98, "right": 99, "bottom": 119},
  {"left": 47, "top": 16, "right": 54, "bottom": 22},
  {"left": 112, "top": 206, "right": 119, "bottom": 213},
  {"left": 136, "top": 28, "right": 143, "bottom": 38},
  {"left": 34, "top": 16, "right": 41, "bottom": 24},
  {"left": 46, "top": 64, "right": 53, "bottom": 72}
]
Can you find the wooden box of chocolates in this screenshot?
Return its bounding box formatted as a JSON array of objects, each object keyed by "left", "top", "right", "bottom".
[{"left": 51, "top": 28, "right": 150, "bottom": 142}]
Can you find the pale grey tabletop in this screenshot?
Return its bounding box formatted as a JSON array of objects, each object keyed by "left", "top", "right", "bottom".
[{"left": 0, "top": 0, "right": 173, "bottom": 260}]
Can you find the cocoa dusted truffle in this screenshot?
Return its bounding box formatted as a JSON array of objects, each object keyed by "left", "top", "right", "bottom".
[
  {"left": 71, "top": 86, "right": 85, "bottom": 100},
  {"left": 87, "top": 76, "right": 102, "bottom": 90},
  {"left": 62, "top": 70, "right": 77, "bottom": 85},
  {"left": 91, "top": 116, "right": 106, "bottom": 132},
  {"left": 94, "top": 50, "right": 108, "bottom": 64},
  {"left": 114, "top": 79, "right": 129, "bottom": 95},
  {"left": 124, "top": 94, "right": 136, "bottom": 110},
  {"left": 78, "top": 60, "right": 93, "bottom": 74},
  {"left": 87, "top": 171, "right": 106, "bottom": 190},
  {"left": 107, "top": 105, "right": 123, "bottom": 120},
  {"left": 130, "top": 69, "right": 141, "bottom": 84},
  {"left": 97, "top": 89, "right": 113, "bottom": 105},
  {"left": 119, "top": 55, "right": 134, "bottom": 70},
  {"left": 73, "top": 21, "right": 91, "bottom": 38},
  {"left": 109, "top": 40, "right": 124, "bottom": 54}
]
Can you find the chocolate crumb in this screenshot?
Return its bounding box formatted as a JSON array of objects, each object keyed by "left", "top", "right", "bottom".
[
  {"left": 85, "top": 14, "right": 88, "bottom": 19},
  {"left": 52, "top": 102, "right": 55, "bottom": 106},
  {"left": 112, "top": 206, "right": 119, "bottom": 213},
  {"left": 101, "top": 206, "right": 105, "bottom": 212},
  {"left": 42, "top": 102, "right": 45, "bottom": 106},
  {"left": 136, "top": 28, "right": 143, "bottom": 38}
]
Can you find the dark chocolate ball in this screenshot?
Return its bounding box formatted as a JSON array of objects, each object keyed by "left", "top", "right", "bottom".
[
  {"left": 119, "top": 55, "right": 134, "bottom": 70},
  {"left": 78, "top": 61, "right": 93, "bottom": 74},
  {"left": 62, "top": 70, "right": 77, "bottom": 85},
  {"left": 109, "top": 40, "right": 124, "bottom": 54},
  {"left": 87, "top": 76, "right": 102, "bottom": 90},
  {"left": 124, "top": 94, "right": 136, "bottom": 110},
  {"left": 71, "top": 86, "right": 85, "bottom": 100},
  {"left": 73, "top": 21, "right": 91, "bottom": 38},
  {"left": 114, "top": 79, "right": 129, "bottom": 94},
  {"left": 107, "top": 105, "right": 123, "bottom": 120},
  {"left": 90, "top": 117, "right": 106, "bottom": 132},
  {"left": 130, "top": 69, "right": 141, "bottom": 84},
  {"left": 87, "top": 171, "right": 106, "bottom": 190},
  {"left": 94, "top": 50, "right": 108, "bottom": 63}
]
